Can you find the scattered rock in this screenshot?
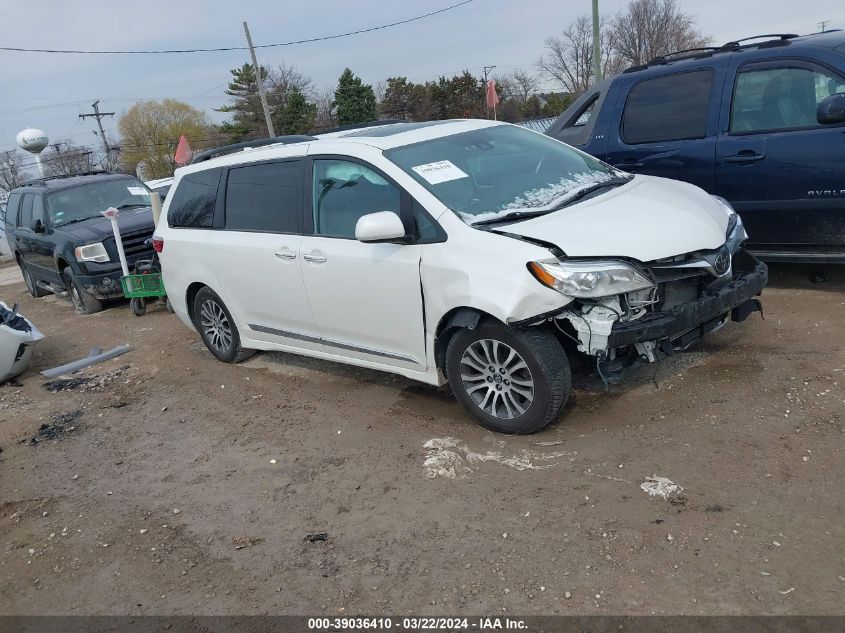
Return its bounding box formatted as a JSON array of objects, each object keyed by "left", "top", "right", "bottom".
[
  {"left": 233, "top": 536, "right": 264, "bottom": 549},
  {"left": 305, "top": 532, "right": 328, "bottom": 542}
]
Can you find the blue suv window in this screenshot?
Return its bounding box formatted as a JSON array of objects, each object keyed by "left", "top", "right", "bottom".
[{"left": 622, "top": 69, "right": 713, "bottom": 144}]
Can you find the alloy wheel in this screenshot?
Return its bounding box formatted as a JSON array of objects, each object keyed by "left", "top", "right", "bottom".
[
  {"left": 199, "top": 299, "right": 233, "bottom": 353},
  {"left": 459, "top": 338, "right": 534, "bottom": 419}
]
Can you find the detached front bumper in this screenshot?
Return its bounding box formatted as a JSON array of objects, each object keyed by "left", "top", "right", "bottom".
[{"left": 607, "top": 250, "right": 768, "bottom": 348}]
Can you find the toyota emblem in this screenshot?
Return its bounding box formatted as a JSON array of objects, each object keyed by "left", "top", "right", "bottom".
[{"left": 714, "top": 251, "right": 730, "bottom": 276}]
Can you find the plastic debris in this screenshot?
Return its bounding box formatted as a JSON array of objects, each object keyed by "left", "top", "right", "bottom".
[
  {"left": 641, "top": 475, "right": 685, "bottom": 501},
  {"left": 305, "top": 532, "right": 328, "bottom": 542},
  {"left": 423, "top": 437, "right": 575, "bottom": 479}
]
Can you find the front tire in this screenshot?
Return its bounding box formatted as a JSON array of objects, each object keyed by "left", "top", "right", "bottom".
[
  {"left": 192, "top": 287, "right": 255, "bottom": 363},
  {"left": 19, "top": 259, "right": 48, "bottom": 298},
  {"left": 446, "top": 322, "right": 571, "bottom": 434},
  {"left": 62, "top": 268, "right": 104, "bottom": 314}
]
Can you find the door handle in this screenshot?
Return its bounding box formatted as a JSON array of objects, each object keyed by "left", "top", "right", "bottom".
[
  {"left": 274, "top": 250, "right": 296, "bottom": 260},
  {"left": 724, "top": 151, "right": 765, "bottom": 164},
  {"left": 612, "top": 160, "right": 644, "bottom": 169},
  {"left": 303, "top": 252, "right": 327, "bottom": 263}
]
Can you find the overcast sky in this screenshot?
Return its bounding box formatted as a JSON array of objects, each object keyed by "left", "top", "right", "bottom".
[{"left": 1, "top": 0, "right": 842, "bottom": 170}]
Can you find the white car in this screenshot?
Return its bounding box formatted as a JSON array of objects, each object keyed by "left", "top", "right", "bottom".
[
  {"left": 155, "top": 120, "right": 767, "bottom": 434},
  {"left": 144, "top": 177, "right": 174, "bottom": 200}
]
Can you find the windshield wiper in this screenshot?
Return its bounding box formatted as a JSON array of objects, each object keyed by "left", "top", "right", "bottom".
[
  {"left": 550, "top": 176, "right": 631, "bottom": 210},
  {"left": 56, "top": 216, "right": 101, "bottom": 227},
  {"left": 116, "top": 203, "right": 148, "bottom": 209},
  {"left": 471, "top": 209, "right": 553, "bottom": 227},
  {"left": 470, "top": 176, "right": 632, "bottom": 228}
]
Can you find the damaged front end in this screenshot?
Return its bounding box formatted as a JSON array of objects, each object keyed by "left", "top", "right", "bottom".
[{"left": 527, "top": 214, "right": 767, "bottom": 384}]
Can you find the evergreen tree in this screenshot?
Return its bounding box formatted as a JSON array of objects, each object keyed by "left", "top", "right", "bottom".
[
  {"left": 217, "top": 63, "right": 271, "bottom": 141},
  {"left": 334, "top": 68, "right": 377, "bottom": 125},
  {"left": 276, "top": 87, "right": 317, "bottom": 134}
]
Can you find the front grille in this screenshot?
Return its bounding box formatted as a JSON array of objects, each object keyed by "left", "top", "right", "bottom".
[{"left": 120, "top": 228, "right": 155, "bottom": 258}]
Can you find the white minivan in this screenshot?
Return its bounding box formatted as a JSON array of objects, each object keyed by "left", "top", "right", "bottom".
[{"left": 155, "top": 120, "right": 767, "bottom": 434}]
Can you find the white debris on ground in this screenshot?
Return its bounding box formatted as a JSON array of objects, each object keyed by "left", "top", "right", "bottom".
[
  {"left": 423, "top": 437, "right": 576, "bottom": 479},
  {"left": 640, "top": 475, "right": 685, "bottom": 501}
]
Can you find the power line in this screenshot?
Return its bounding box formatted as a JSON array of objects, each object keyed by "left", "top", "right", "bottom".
[{"left": 0, "top": 1, "right": 474, "bottom": 55}]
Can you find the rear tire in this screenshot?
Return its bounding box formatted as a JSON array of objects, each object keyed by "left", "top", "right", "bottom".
[
  {"left": 19, "top": 259, "right": 48, "bottom": 298},
  {"left": 446, "top": 322, "right": 571, "bottom": 434},
  {"left": 192, "top": 287, "right": 255, "bottom": 363},
  {"left": 62, "top": 268, "right": 104, "bottom": 315}
]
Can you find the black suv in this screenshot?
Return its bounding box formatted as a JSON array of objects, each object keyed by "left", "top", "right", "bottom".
[{"left": 3, "top": 172, "right": 155, "bottom": 314}]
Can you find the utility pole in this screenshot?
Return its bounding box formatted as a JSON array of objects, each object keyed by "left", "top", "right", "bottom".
[
  {"left": 483, "top": 65, "right": 496, "bottom": 118},
  {"left": 592, "top": 0, "right": 602, "bottom": 84},
  {"left": 79, "top": 100, "right": 114, "bottom": 169},
  {"left": 243, "top": 21, "right": 276, "bottom": 138},
  {"left": 79, "top": 101, "right": 114, "bottom": 154},
  {"left": 818, "top": 20, "right": 829, "bottom": 32}
]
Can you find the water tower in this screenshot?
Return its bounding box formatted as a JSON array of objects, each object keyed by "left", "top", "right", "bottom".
[{"left": 16, "top": 128, "right": 49, "bottom": 177}]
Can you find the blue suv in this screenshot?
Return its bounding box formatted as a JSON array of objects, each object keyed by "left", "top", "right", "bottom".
[{"left": 546, "top": 31, "right": 845, "bottom": 263}]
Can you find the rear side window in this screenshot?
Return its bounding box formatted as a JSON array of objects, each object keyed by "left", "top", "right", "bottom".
[
  {"left": 622, "top": 70, "right": 714, "bottom": 144},
  {"left": 4, "top": 193, "right": 22, "bottom": 225},
  {"left": 224, "top": 160, "right": 302, "bottom": 233},
  {"left": 168, "top": 168, "right": 222, "bottom": 228},
  {"left": 18, "top": 194, "right": 34, "bottom": 228}
]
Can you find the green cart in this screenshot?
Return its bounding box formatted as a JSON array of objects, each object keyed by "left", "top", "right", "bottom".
[{"left": 120, "top": 263, "right": 170, "bottom": 316}]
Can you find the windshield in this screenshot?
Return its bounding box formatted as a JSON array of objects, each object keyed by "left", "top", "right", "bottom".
[
  {"left": 46, "top": 178, "right": 150, "bottom": 227},
  {"left": 385, "top": 124, "right": 623, "bottom": 224}
]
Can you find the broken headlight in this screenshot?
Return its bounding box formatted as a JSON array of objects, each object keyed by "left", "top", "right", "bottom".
[
  {"left": 528, "top": 259, "right": 653, "bottom": 299},
  {"left": 74, "top": 242, "right": 109, "bottom": 263},
  {"left": 712, "top": 195, "right": 747, "bottom": 248}
]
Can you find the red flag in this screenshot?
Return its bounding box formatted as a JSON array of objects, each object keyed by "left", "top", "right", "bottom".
[
  {"left": 486, "top": 79, "right": 499, "bottom": 109},
  {"left": 174, "top": 135, "right": 192, "bottom": 165}
]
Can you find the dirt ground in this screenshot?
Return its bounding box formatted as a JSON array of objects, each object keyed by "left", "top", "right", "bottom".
[{"left": 0, "top": 261, "right": 843, "bottom": 616}]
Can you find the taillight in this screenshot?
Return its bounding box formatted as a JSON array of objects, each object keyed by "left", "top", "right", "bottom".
[{"left": 152, "top": 237, "right": 164, "bottom": 253}]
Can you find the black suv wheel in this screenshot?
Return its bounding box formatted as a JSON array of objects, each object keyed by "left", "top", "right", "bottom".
[
  {"left": 62, "top": 268, "right": 104, "bottom": 315},
  {"left": 19, "top": 259, "right": 48, "bottom": 298},
  {"left": 446, "top": 322, "right": 571, "bottom": 434}
]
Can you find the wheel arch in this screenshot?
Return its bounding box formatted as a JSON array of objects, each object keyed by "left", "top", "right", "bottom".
[
  {"left": 185, "top": 281, "right": 208, "bottom": 326},
  {"left": 434, "top": 306, "right": 503, "bottom": 378}
]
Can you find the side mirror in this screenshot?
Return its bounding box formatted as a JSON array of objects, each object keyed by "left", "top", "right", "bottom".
[
  {"left": 817, "top": 93, "right": 845, "bottom": 125},
  {"left": 33, "top": 219, "right": 45, "bottom": 234},
  {"left": 355, "top": 211, "right": 406, "bottom": 243}
]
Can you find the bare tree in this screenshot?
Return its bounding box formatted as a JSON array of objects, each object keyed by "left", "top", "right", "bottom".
[
  {"left": 537, "top": 15, "right": 620, "bottom": 95},
  {"left": 496, "top": 70, "right": 540, "bottom": 107},
  {"left": 267, "top": 63, "right": 314, "bottom": 101},
  {"left": 610, "top": 0, "right": 710, "bottom": 66},
  {"left": 0, "top": 150, "right": 29, "bottom": 191},
  {"left": 41, "top": 141, "right": 94, "bottom": 177},
  {"left": 312, "top": 88, "right": 337, "bottom": 131}
]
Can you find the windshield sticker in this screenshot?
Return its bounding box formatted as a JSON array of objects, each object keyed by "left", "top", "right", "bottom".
[
  {"left": 127, "top": 186, "right": 148, "bottom": 196},
  {"left": 411, "top": 160, "right": 469, "bottom": 185}
]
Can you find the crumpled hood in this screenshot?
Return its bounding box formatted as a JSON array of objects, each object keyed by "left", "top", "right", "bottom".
[
  {"left": 58, "top": 207, "right": 154, "bottom": 243},
  {"left": 496, "top": 175, "right": 729, "bottom": 262}
]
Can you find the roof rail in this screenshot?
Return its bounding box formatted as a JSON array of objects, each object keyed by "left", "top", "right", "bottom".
[
  {"left": 624, "top": 33, "right": 803, "bottom": 73},
  {"left": 21, "top": 170, "right": 111, "bottom": 186},
  {"left": 720, "top": 33, "right": 799, "bottom": 50},
  {"left": 313, "top": 119, "right": 407, "bottom": 136},
  {"left": 189, "top": 135, "right": 317, "bottom": 165},
  {"left": 646, "top": 46, "right": 721, "bottom": 65}
]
